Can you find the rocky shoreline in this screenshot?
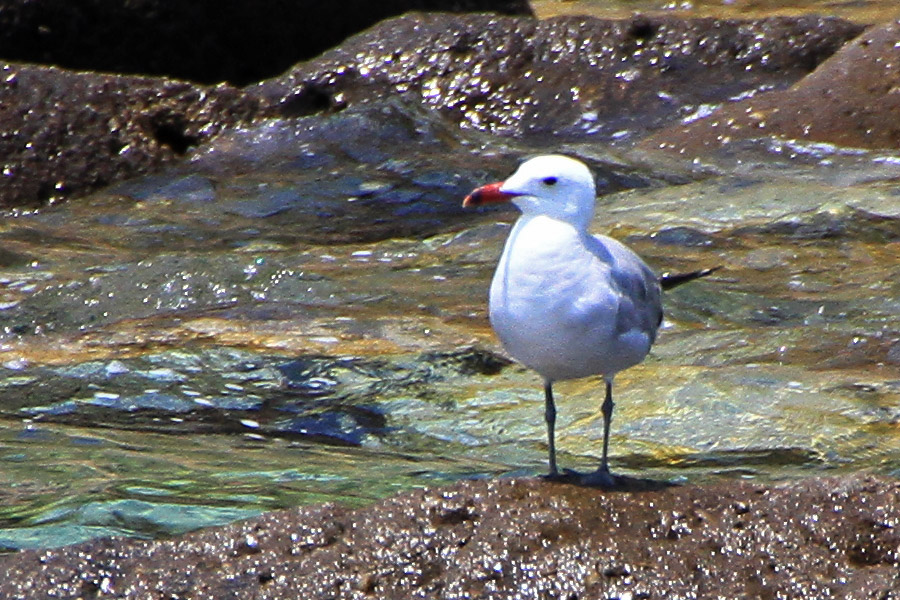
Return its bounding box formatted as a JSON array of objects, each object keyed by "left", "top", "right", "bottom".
[
  {"left": 2, "top": 475, "right": 898, "bottom": 598},
  {"left": 2, "top": 3, "right": 900, "bottom": 598}
]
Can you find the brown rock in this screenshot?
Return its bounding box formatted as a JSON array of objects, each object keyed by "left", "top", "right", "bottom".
[
  {"left": 1, "top": 475, "right": 898, "bottom": 598},
  {"left": 264, "top": 14, "right": 863, "bottom": 138},
  {"left": 0, "top": 63, "right": 268, "bottom": 208},
  {"left": 0, "top": 14, "right": 868, "bottom": 208},
  {"left": 642, "top": 21, "right": 900, "bottom": 153}
]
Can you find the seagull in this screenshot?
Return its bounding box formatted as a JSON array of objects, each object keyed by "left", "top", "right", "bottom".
[{"left": 463, "top": 154, "right": 714, "bottom": 485}]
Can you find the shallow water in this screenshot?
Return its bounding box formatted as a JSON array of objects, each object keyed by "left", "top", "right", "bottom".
[{"left": 2, "top": 38, "right": 900, "bottom": 550}]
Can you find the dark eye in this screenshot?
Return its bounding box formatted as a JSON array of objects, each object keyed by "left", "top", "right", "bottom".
[{"left": 542, "top": 177, "right": 558, "bottom": 186}]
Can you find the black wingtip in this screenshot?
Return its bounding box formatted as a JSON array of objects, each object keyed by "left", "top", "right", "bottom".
[{"left": 659, "top": 266, "right": 722, "bottom": 291}]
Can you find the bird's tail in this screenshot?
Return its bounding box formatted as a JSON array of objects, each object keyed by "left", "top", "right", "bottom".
[{"left": 659, "top": 266, "right": 721, "bottom": 291}]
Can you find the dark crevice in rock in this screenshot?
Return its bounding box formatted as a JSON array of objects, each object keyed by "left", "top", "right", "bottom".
[{"left": 0, "top": 0, "right": 534, "bottom": 85}]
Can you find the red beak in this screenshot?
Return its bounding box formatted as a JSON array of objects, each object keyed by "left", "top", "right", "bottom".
[{"left": 462, "top": 182, "right": 519, "bottom": 207}]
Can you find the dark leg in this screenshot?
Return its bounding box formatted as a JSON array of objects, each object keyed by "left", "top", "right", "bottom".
[
  {"left": 598, "top": 378, "right": 614, "bottom": 475},
  {"left": 543, "top": 380, "right": 558, "bottom": 476},
  {"left": 541, "top": 377, "right": 622, "bottom": 488}
]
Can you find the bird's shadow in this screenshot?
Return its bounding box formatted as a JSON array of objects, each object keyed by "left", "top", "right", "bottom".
[{"left": 542, "top": 470, "right": 677, "bottom": 492}]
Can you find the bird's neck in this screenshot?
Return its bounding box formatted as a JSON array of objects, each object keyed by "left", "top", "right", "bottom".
[
  {"left": 512, "top": 213, "right": 591, "bottom": 242},
  {"left": 504, "top": 215, "right": 594, "bottom": 264},
  {"left": 516, "top": 204, "right": 594, "bottom": 232}
]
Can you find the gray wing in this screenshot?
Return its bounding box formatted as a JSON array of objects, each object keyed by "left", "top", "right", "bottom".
[{"left": 590, "top": 234, "right": 663, "bottom": 342}]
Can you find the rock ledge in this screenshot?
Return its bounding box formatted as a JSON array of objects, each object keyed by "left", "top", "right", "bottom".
[{"left": 2, "top": 475, "right": 898, "bottom": 598}]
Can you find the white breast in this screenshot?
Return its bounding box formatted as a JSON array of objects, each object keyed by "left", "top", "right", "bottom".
[{"left": 489, "top": 214, "right": 661, "bottom": 382}]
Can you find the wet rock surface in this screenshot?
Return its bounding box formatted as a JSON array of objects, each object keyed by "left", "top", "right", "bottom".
[
  {"left": 1, "top": 475, "right": 898, "bottom": 599},
  {"left": 0, "top": 13, "right": 867, "bottom": 207},
  {"left": 643, "top": 20, "right": 900, "bottom": 153},
  {"left": 0, "top": 64, "right": 268, "bottom": 208},
  {"left": 263, "top": 13, "right": 863, "bottom": 138},
  {"left": 0, "top": 0, "right": 532, "bottom": 85}
]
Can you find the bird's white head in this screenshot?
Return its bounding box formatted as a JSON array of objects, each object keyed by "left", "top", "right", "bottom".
[{"left": 463, "top": 155, "right": 597, "bottom": 229}]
